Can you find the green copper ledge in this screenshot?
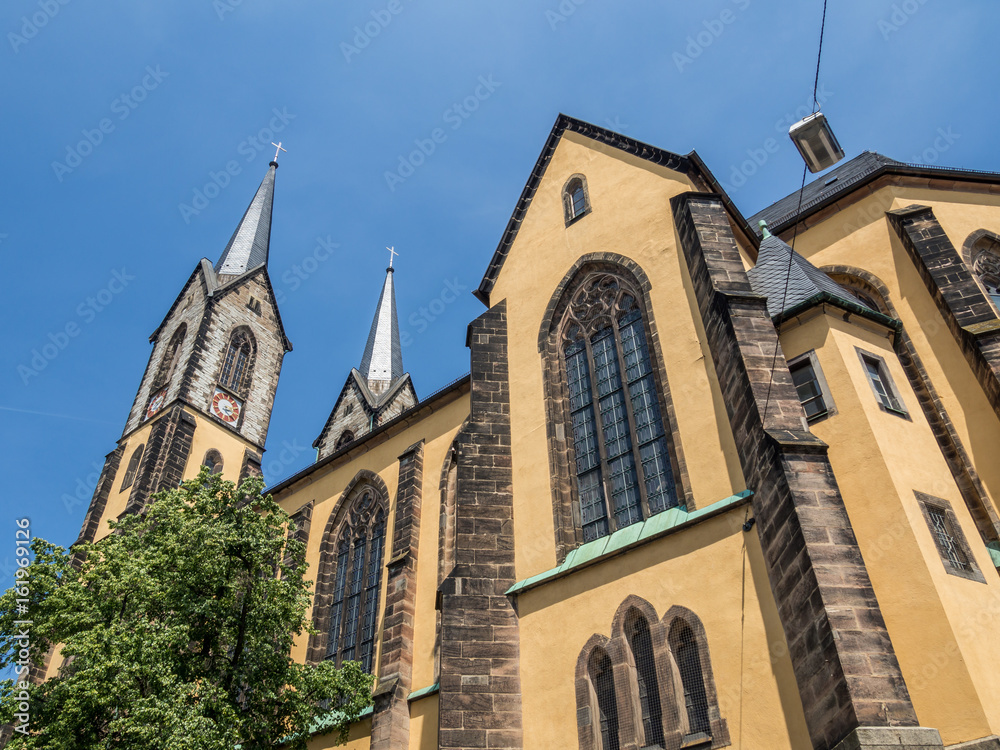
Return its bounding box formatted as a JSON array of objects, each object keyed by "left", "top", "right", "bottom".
[
  {"left": 506, "top": 490, "right": 754, "bottom": 597},
  {"left": 987, "top": 541, "right": 1000, "bottom": 568},
  {"left": 407, "top": 683, "right": 440, "bottom": 701}
]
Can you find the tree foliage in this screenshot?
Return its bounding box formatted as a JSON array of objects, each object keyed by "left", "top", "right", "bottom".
[{"left": 0, "top": 470, "right": 373, "bottom": 749}]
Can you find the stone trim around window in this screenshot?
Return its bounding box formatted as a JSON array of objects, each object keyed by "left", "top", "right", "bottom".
[
  {"left": 306, "top": 469, "right": 390, "bottom": 665},
  {"left": 915, "top": 492, "right": 987, "bottom": 584},
  {"left": 787, "top": 350, "right": 837, "bottom": 423},
  {"left": 538, "top": 254, "right": 693, "bottom": 563},
  {"left": 854, "top": 347, "right": 910, "bottom": 420},
  {"left": 575, "top": 597, "right": 729, "bottom": 750},
  {"left": 563, "top": 173, "right": 592, "bottom": 227}
]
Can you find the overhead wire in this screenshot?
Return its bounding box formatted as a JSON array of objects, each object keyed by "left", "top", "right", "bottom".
[{"left": 760, "top": 0, "right": 830, "bottom": 425}]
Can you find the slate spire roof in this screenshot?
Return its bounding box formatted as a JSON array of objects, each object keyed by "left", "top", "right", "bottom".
[
  {"left": 214, "top": 162, "right": 277, "bottom": 276},
  {"left": 359, "top": 266, "right": 404, "bottom": 389},
  {"left": 747, "top": 224, "right": 861, "bottom": 318}
]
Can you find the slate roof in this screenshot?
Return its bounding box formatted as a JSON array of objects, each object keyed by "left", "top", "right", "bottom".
[
  {"left": 359, "top": 267, "right": 404, "bottom": 386},
  {"left": 750, "top": 151, "right": 1000, "bottom": 234},
  {"left": 747, "top": 232, "right": 863, "bottom": 318},
  {"left": 215, "top": 163, "right": 276, "bottom": 276}
]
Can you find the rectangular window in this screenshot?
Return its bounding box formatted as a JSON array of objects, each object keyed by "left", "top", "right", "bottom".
[
  {"left": 856, "top": 349, "right": 907, "bottom": 416},
  {"left": 915, "top": 492, "right": 986, "bottom": 583},
  {"left": 788, "top": 353, "right": 833, "bottom": 422}
]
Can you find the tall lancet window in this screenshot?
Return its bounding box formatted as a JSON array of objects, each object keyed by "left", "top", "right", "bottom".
[
  {"left": 560, "top": 273, "right": 679, "bottom": 543},
  {"left": 220, "top": 329, "right": 255, "bottom": 395},
  {"left": 563, "top": 174, "right": 591, "bottom": 225},
  {"left": 153, "top": 324, "right": 186, "bottom": 388},
  {"left": 324, "top": 487, "right": 386, "bottom": 674}
]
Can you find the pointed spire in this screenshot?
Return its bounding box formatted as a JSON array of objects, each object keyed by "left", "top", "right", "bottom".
[
  {"left": 214, "top": 162, "right": 277, "bottom": 277},
  {"left": 359, "top": 266, "right": 404, "bottom": 393}
]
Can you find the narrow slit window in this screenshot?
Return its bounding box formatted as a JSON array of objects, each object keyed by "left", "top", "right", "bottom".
[
  {"left": 788, "top": 354, "right": 833, "bottom": 421},
  {"left": 857, "top": 350, "right": 907, "bottom": 416},
  {"left": 671, "top": 621, "right": 711, "bottom": 738},
  {"left": 627, "top": 616, "right": 664, "bottom": 748},
  {"left": 563, "top": 176, "right": 591, "bottom": 224},
  {"left": 120, "top": 444, "right": 145, "bottom": 491},
  {"left": 589, "top": 649, "right": 620, "bottom": 750}
]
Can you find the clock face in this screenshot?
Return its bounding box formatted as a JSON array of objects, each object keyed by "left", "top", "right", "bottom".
[
  {"left": 211, "top": 389, "right": 242, "bottom": 424},
  {"left": 146, "top": 388, "right": 167, "bottom": 419}
]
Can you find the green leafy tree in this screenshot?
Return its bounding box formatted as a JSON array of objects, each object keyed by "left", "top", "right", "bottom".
[{"left": 0, "top": 470, "right": 373, "bottom": 749}]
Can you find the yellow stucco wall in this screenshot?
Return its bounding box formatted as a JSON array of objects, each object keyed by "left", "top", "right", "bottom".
[
  {"left": 274, "top": 389, "right": 470, "bottom": 697},
  {"left": 779, "top": 308, "right": 1000, "bottom": 743},
  {"left": 491, "top": 131, "right": 747, "bottom": 583},
  {"left": 514, "top": 507, "right": 810, "bottom": 749},
  {"left": 786, "top": 185, "right": 1000, "bottom": 523}
]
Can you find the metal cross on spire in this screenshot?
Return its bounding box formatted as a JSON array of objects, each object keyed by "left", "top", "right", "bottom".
[
  {"left": 386, "top": 246, "right": 399, "bottom": 269},
  {"left": 271, "top": 141, "right": 287, "bottom": 163}
]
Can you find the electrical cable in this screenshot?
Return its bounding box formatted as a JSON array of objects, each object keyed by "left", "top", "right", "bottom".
[{"left": 761, "top": 0, "right": 829, "bottom": 425}]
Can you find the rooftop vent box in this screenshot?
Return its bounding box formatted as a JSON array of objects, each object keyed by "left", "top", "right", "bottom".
[{"left": 789, "top": 112, "right": 845, "bottom": 173}]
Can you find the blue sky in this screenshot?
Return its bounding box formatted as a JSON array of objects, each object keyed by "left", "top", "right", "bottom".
[{"left": 1, "top": 0, "right": 997, "bottom": 591}]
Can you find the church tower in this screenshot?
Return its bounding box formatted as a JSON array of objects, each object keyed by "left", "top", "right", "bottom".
[
  {"left": 313, "top": 259, "right": 417, "bottom": 460},
  {"left": 76, "top": 159, "right": 292, "bottom": 544}
]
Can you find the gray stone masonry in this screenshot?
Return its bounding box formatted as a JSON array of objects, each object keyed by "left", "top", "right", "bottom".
[{"left": 671, "top": 193, "right": 938, "bottom": 750}]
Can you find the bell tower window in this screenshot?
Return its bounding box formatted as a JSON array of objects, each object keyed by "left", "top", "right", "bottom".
[
  {"left": 220, "top": 329, "right": 256, "bottom": 396},
  {"left": 153, "top": 324, "right": 186, "bottom": 389}
]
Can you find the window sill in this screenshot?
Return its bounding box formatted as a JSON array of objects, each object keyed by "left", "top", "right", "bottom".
[
  {"left": 564, "top": 208, "right": 591, "bottom": 227},
  {"left": 681, "top": 732, "right": 713, "bottom": 749},
  {"left": 878, "top": 403, "right": 911, "bottom": 420}
]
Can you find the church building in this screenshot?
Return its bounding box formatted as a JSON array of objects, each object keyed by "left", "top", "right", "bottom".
[{"left": 68, "top": 115, "right": 1000, "bottom": 750}]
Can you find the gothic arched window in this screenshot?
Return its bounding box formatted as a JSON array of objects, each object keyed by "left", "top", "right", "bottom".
[
  {"left": 589, "top": 648, "right": 620, "bottom": 750},
  {"left": 973, "top": 245, "right": 1000, "bottom": 313},
  {"left": 670, "top": 620, "right": 710, "bottom": 738},
  {"left": 203, "top": 449, "right": 224, "bottom": 475},
  {"left": 563, "top": 175, "right": 591, "bottom": 225},
  {"left": 560, "top": 273, "right": 679, "bottom": 543},
  {"left": 323, "top": 488, "right": 386, "bottom": 674},
  {"left": 121, "top": 444, "right": 144, "bottom": 491},
  {"left": 626, "top": 614, "right": 665, "bottom": 748},
  {"left": 335, "top": 431, "right": 355, "bottom": 450},
  {"left": 154, "top": 324, "right": 187, "bottom": 388},
  {"left": 220, "top": 329, "right": 255, "bottom": 395}
]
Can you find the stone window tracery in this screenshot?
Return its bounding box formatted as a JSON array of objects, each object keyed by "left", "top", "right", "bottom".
[
  {"left": 322, "top": 486, "right": 386, "bottom": 674},
  {"left": 560, "top": 274, "right": 679, "bottom": 543},
  {"left": 153, "top": 324, "right": 186, "bottom": 389},
  {"left": 220, "top": 328, "right": 255, "bottom": 396}
]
